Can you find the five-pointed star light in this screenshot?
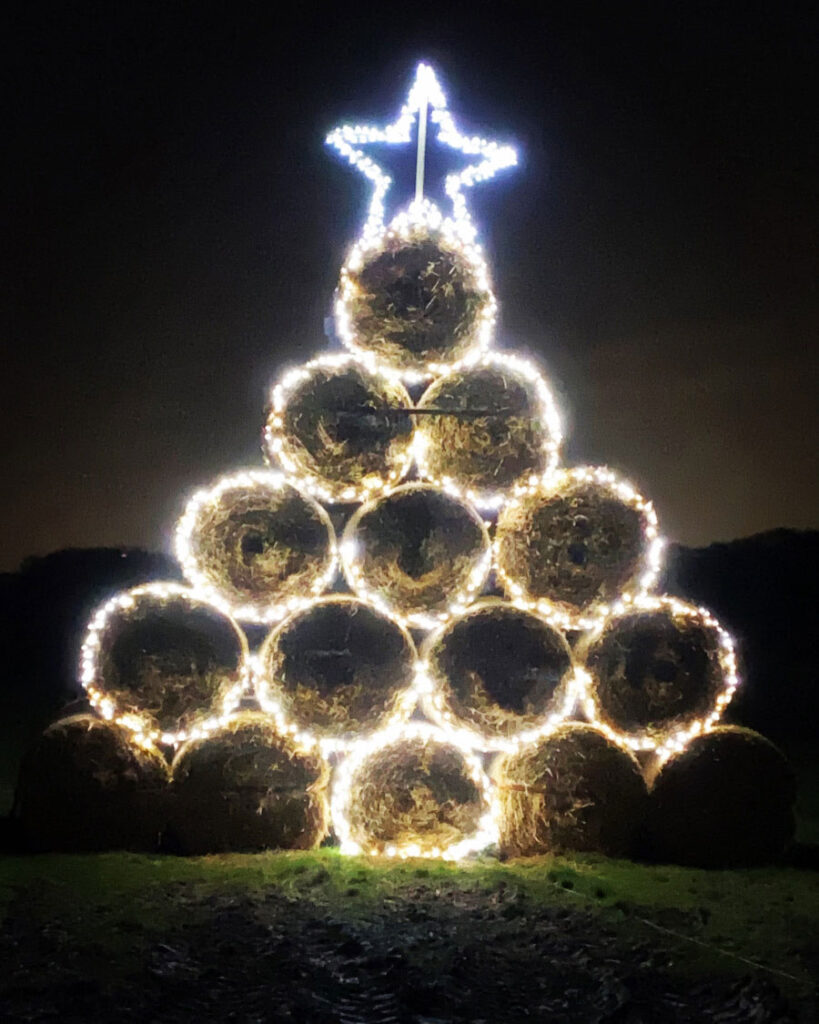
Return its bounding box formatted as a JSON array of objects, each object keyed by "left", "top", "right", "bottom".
[{"left": 326, "top": 63, "right": 517, "bottom": 241}]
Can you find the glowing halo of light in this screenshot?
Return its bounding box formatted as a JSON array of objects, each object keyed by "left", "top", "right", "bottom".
[
  {"left": 413, "top": 349, "right": 563, "bottom": 508},
  {"left": 79, "top": 582, "right": 250, "bottom": 748},
  {"left": 495, "top": 465, "right": 664, "bottom": 631},
  {"left": 254, "top": 595, "right": 418, "bottom": 753},
  {"left": 330, "top": 720, "right": 498, "bottom": 860},
  {"left": 577, "top": 593, "right": 740, "bottom": 760},
  {"left": 263, "top": 352, "right": 415, "bottom": 503},
  {"left": 335, "top": 203, "right": 497, "bottom": 380},
  {"left": 174, "top": 468, "right": 338, "bottom": 625},
  {"left": 340, "top": 482, "right": 492, "bottom": 631},
  {"left": 417, "top": 599, "right": 581, "bottom": 753}
]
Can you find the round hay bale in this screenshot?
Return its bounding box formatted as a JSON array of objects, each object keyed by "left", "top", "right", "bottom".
[
  {"left": 175, "top": 469, "right": 337, "bottom": 623},
  {"left": 341, "top": 483, "right": 491, "bottom": 629},
  {"left": 646, "top": 726, "right": 796, "bottom": 867},
  {"left": 264, "top": 354, "right": 414, "bottom": 503},
  {"left": 422, "top": 600, "right": 575, "bottom": 744},
  {"left": 335, "top": 725, "right": 493, "bottom": 857},
  {"left": 169, "top": 712, "right": 329, "bottom": 854},
  {"left": 579, "top": 596, "right": 739, "bottom": 752},
  {"left": 493, "top": 723, "right": 648, "bottom": 857},
  {"left": 414, "top": 352, "right": 561, "bottom": 505},
  {"left": 80, "top": 583, "right": 248, "bottom": 744},
  {"left": 336, "top": 221, "right": 494, "bottom": 375},
  {"left": 16, "top": 715, "right": 169, "bottom": 852},
  {"left": 257, "top": 596, "right": 417, "bottom": 745},
  {"left": 495, "top": 467, "right": 662, "bottom": 627}
]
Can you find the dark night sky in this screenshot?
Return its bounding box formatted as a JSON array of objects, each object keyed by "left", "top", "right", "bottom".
[{"left": 3, "top": 2, "right": 817, "bottom": 571}]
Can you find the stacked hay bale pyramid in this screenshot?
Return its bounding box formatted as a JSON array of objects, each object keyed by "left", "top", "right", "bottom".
[{"left": 17, "top": 64, "right": 796, "bottom": 865}]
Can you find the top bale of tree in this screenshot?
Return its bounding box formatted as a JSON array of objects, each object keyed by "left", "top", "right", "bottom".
[{"left": 336, "top": 222, "right": 494, "bottom": 375}]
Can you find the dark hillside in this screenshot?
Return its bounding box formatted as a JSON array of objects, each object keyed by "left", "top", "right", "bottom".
[{"left": 663, "top": 529, "right": 819, "bottom": 742}]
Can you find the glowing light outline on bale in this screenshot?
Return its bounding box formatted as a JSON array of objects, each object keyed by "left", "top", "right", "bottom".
[
  {"left": 334, "top": 200, "right": 498, "bottom": 382},
  {"left": 494, "top": 465, "right": 665, "bottom": 630},
  {"left": 331, "top": 720, "right": 499, "bottom": 859},
  {"left": 253, "top": 594, "right": 419, "bottom": 754},
  {"left": 416, "top": 599, "right": 582, "bottom": 753},
  {"left": 263, "top": 352, "right": 416, "bottom": 503},
  {"left": 577, "top": 593, "right": 740, "bottom": 759},
  {"left": 325, "top": 61, "right": 517, "bottom": 245},
  {"left": 413, "top": 349, "right": 563, "bottom": 507},
  {"left": 174, "top": 468, "right": 339, "bottom": 624},
  {"left": 79, "top": 582, "right": 250, "bottom": 748},
  {"left": 339, "top": 482, "right": 492, "bottom": 631}
]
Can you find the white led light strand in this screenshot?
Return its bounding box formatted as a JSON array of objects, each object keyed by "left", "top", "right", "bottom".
[
  {"left": 413, "top": 349, "right": 564, "bottom": 507},
  {"left": 79, "top": 582, "right": 250, "bottom": 748},
  {"left": 263, "top": 352, "right": 415, "bottom": 502},
  {"left": 496, "top": 465, "right": 665, "bottom": 631},
  {"left": 326, "top": 62, "right": 517, "bottom": 244},
  {"left": 174, "top": 468, "right": 339, "bottom": 624},
  {"left": 577, "top": 593, "right": 740, "bottom": 760},
  {"left": 330, "top": 720, "right": 499, "bottom": 860}
]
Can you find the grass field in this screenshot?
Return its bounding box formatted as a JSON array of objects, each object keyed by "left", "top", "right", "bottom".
[{"left": 1, "top": 848, "right": 817, "bottom": 1021}]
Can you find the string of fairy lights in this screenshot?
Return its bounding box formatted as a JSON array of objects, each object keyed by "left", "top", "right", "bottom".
[{"left": 76, "top": 62, "right": 742, "bottom": 860}]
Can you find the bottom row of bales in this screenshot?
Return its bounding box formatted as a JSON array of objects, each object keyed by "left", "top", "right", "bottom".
[{"left": 15, "top": 712, "right": 796, "bottom": 868}]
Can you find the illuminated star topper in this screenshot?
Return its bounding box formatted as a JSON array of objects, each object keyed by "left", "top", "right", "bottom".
[{"left": 326, "top": 62, "right": 518, "bottom": 242}]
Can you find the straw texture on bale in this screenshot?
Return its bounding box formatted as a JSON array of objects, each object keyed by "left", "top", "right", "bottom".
[
  {"left": 346, "top": 735, "right": 486, "bottom": 854},
  {"left": 341, "top": 230, "right": 491, "bottom": 372},
  {"left": 259, "top": 597, "right": 416, "bottom": 741},
  {"left": 495, "top": 475, "right": 651, "bottom": 617},
  {"left": 424, "top": 601, "right": 574, "bottom": 741},
  {"left": 645, "top": 726, "right": 796, "bottom": 867},
  {"left": 180, "top": 479, "right": 336, "bottom": 618},
  {"left": 93, "top": 591, "right": 247, "bottom": 737},
  {"left": 493, "top": 723, "right": 648, "bottom": 857},
  {"left": 342, "top": 484, "right": 490, "bottom": 624},
  {"left": 581, "top": 607, "right": 725, "bottom": 741},
  {"left": 266, "top": 360, "right": 414, "bottom": 501},
  {"left": 169, "top": 713, "right": 329, "bottom": 854},
  {"left": 415, "top": 364, "right": 554, "bottom": 498},
  {"left": 16, "top": 715, "right": 169, "bottom": 852}
]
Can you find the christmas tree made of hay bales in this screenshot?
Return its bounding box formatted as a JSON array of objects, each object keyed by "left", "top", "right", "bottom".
[{"left": 17, "top": 64, "right": 796, "bottom": 867}]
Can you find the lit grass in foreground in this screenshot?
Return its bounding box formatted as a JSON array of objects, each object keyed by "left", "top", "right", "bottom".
[{"left": 0, "top": 849, "right": 817, "bottom": 999}]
